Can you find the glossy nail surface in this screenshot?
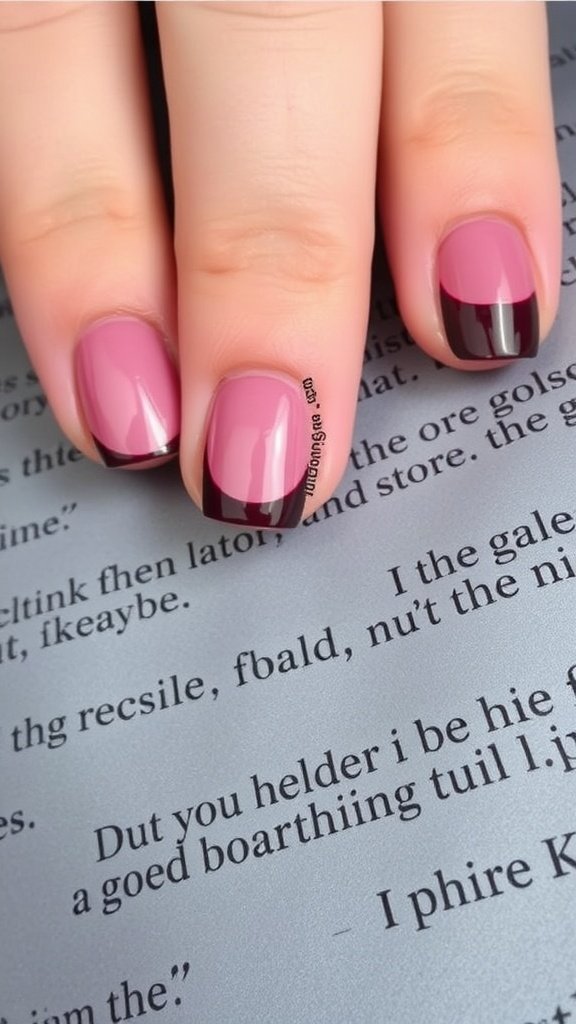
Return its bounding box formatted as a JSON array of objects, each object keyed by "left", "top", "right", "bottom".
[
  {"left": 203, "top": 374, "right": 309, "bottom": 528},
  {"left": 75, "top": 318, "right": 180, "bottom": 466},
  {"left": 439, "top": 218, "right": 539, "bottom": 360}
]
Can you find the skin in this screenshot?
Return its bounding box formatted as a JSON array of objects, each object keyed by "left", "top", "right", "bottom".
[{"left": 0, "top": 1, "right": 561, "bottom": 517}]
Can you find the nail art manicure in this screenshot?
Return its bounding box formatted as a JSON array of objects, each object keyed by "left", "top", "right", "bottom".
[
  {"left": 203, "top": 374, "right": 309, "bottom": 528},
  {"left": 75, "top": 318, "right": 180, "bottom": 466},
  {"left": 439, "top": 218, "right": 539, "bottom": 360}
]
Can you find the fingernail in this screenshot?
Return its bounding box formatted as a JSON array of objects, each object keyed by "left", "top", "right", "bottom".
[
  {"left": 203, "top": 373, "right": 309, "bottom": 529},
  {"left": 75, "top": 317, "right": 180, "bottom": 466},
  {"left": 439, "top": 218, "right": 539, "bottom": 360}
]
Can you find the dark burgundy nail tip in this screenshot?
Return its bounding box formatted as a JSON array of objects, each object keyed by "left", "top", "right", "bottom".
[
  {"left": 202, "top": 455, "right": 307, "bottom": 529},
  {"left": 440, "top": 287, "right": 539, "bottom": 360},
  {"left": 94, "top": 435, "right": 180, "bottom": 468}
]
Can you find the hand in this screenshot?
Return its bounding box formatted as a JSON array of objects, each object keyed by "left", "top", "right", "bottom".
[{"left": 0, "top": 1, "right": 560, "bottom": 528}]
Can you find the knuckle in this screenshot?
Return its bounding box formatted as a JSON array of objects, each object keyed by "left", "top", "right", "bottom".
[
  {"left": 186, "top": 211, "right": 354, "bottom": 291},
  {"left": 403, "top": 70, "right": 538, "bottom": 150},
  {"left": 199, "top": 2, "right": 348, "bottom": 24},
  {"left": 0, "top": 2, "right": 87, "bottom": 35},
  {"left": 11, "top": 177, "right": 145, "bottom": 249}
]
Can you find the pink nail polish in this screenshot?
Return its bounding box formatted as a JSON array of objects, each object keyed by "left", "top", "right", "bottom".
[
  {"left": 203, "top": 374, "right": 309, "bottom": 528},
  {"left": 75, "top": 318, "right": 180, "bottom": 466},
  {"left": 438, "top": 218, "right": 538, "bottom": 359}
]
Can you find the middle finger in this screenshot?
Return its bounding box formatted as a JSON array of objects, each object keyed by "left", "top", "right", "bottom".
[{"left": 158, "top": 1, "right": 383, "bottom": 527}]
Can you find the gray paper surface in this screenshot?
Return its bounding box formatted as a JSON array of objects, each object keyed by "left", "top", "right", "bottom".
[{"left": 2, "top": 6, "right": 576, "bottom": 1022}]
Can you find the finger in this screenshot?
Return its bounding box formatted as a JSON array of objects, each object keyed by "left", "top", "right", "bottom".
[
  {"left": 380, "top": 1, "right": 561, "bottom": 368},
  {"left": 157, "top": 1, "right": 382, "bottom": 526},
  {"left": 0, "top": 2, "right": 179, "bottom": 467}
]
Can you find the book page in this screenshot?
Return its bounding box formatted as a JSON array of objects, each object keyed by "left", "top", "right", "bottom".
[{"left": 2, "top": 7, "right": 576, "bottom": 1022}]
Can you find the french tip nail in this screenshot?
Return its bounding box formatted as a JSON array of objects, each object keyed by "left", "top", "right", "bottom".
[
  {"left": 96, "top": 435, "right": 180, "bottom": 468},
  {"left": 438, "top": 217, "right": 539, "bottom": 360},
  {"left": 202, "top": 373, "right": 309, "bottom": 529},
  {"left": 75, "top": 317, "right": 180, "bottom": 467},
  {"left": 202, "top": 460, "right": 307, "bottom": 528}
]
